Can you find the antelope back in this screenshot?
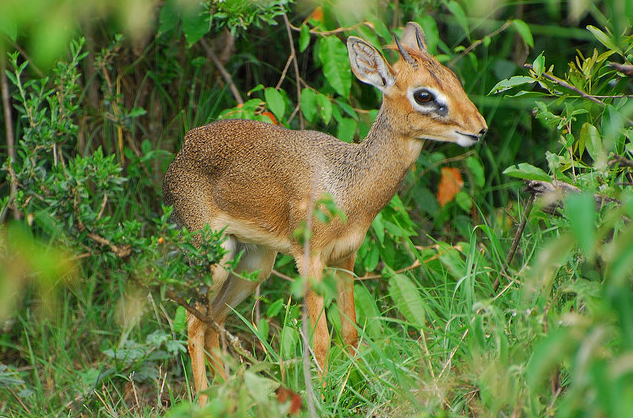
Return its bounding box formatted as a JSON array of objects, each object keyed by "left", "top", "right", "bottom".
[{"left": 348, "top": 22, "right": 487, "bottom": 147}]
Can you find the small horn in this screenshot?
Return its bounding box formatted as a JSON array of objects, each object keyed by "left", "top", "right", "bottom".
[{"left": 394, "top": 35, "right": 417, "bottom": 69}]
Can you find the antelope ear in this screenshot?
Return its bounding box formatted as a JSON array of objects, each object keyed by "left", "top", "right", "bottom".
[
  {"left": 347, "top": 36, "right": 396, "bottom": 93},
  {"left": 401, "top": 21, "right": 427, "bottom": 52}
]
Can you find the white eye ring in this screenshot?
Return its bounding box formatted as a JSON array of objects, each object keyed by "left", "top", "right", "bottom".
[{"left": 407, "top": 87, "right": 448, "bottom": 115}]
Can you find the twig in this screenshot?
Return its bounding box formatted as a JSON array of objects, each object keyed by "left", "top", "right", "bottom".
[
  {"left": 525, "top": 63, "right": 605, "bottom": 106},
  {"left": 275, "top": 54, "right": 295, "bottom": 90},
  {"left": 86, "top": 232, "right": 132, "bottom": 258},
  {"left": 300, "top": 173, "right": 317, "bottom": 418},
  {"left": 608, "top": 62, "right": 633, "bottom": 76},
  {"left": 272, "top": 269, "right": 295, "bottom": 282},
  {"left": 165, "top": 289, "right": 207, "bottom": 324},
  {"left": 494, "top": 194, "right": 534, "bottom": 292},
  {"left": 8, "top": 387, "right": 31, "bottom": 415},
  {"left": 164, "top": 289, "right": 257, "bottom": 364},
  {"left": 610, "top": 155, "right": 633, "bottom": 169},
  {"left": 287, "top": 20, "right": 372, "bottom": 36},
  {"left": 283, "top": 14, "right": 304, "bottom": 129},
  {"left": 437, "top": 327, "right": 469, "bottom": 379},
  {"left": 357, "top": 259, "right": 422, "bottom": 280},
  {"left": 1, "top": 34, "right": 44, "bottom": 77},
  {"left": 450, "top": 21, "right": 512, "bottom": 66},
  {"left": 1, "top": 57, "right": 20, "bottom": 220},
  {"left": 200, "top": 38, "right": 244, "bottom": 105}
]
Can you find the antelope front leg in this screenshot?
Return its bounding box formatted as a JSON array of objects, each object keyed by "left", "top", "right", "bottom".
[
  {"left": 336, "top": 255, "right": 358, "bottom": 353},
  {"left": 302, "top": 257, "right": 330, "bottom": 374}
]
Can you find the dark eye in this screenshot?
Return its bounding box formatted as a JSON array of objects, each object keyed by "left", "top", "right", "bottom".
[{"left": 414, "top": 89, "right": 434, "bottom": 105}]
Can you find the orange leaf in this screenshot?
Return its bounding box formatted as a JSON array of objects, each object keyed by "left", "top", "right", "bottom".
[
  {"left": 276, "top": 386, "right": 302, "bottom": 415},
  {"left": 310, "top": 6, "right": 323, "bottom": 22},
  {"left": 437, "top": 167, "right": 464, "bottom": 207},
  {"left": 261, "top": 111, "right": 278, "bottom": 125}
]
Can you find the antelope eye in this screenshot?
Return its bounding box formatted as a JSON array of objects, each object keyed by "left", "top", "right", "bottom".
[{"left": 414, "top": 89, "right": 434, "bottom": 105}]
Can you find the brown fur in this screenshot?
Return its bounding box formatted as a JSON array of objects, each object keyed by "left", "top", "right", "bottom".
[{"left": 162, "top": 22, "right": 487, "bottom": 404}]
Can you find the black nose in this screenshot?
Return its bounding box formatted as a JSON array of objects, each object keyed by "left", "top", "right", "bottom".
[{"left": 479, "top": 128, "right": 487, "bottom": 136}]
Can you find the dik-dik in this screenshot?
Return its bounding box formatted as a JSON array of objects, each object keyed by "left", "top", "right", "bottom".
[{"left": 163, "top": 22, "right": 487, "bottom": 404}]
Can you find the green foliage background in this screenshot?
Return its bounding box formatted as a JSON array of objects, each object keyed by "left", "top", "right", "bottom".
[{"left": 1, "top": 0, "right": 633, "bottom": 416}]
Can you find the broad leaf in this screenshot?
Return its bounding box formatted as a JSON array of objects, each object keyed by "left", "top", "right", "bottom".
[
  {"left": 300, "top": 88, "right": 318, "bottom": 123},
  {"left": 317, "top": 36, "right": 351, "bottom": 98},
  {"left": 580, "top": 122, "right": 603, "bottom": 161},
  {"left": 490, "top": 76, "right": 536, "bottom": 94},
  {"left": 565, "top": 192, "right": 596, "bottom": 258},
  {"left": 389, "top": 273, "right": 426, "bottom": 328},
  {"left": 512, "top": 19, "right": 534, "bottom": 47},
  {"left": 264, "top": 87, "right": 285, "bottom": 120},
  {"left": 503, "top": 163, "right": 551, "bottom": 182},
  {"left": 316, "top": 93, "right": 332, "bottom": 124},
  {"left": 299, "top": 24, "right": 311, "bottom": 52}
]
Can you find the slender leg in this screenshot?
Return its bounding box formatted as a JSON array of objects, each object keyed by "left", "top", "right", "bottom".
[
  {"left": 204, "top": 244, "right": 277, "bottom": 381},
  {"left": 187, "top": 237, "right": 235, "bottom": 405},
  {"left": 299, "top": 256, "right": 330, "bottom": 374},
  {"left": 187, "top": 304, "right": 210, "bottom": 405},
  {"left": 336, "top": 255, "right": 358, "bottom": 353}
]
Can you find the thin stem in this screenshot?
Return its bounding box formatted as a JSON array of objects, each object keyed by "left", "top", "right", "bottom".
[
  {"left": 283, "top": 14, "right": 304, "bottom": 129},
  {"left": 1, "top": 57, "right": 20, "bottom": 220},
  {"left": 301, "top": 177, "right": 317, "bottom": 418},
  {"left": 494, "top": 194, "right": 534, "bottom": 292},
  {"left": 450, "top": 21, "right": 512, "bottom": 66},
  {"left": 200, "top": 38, "right": 244, "bottom": 105}
]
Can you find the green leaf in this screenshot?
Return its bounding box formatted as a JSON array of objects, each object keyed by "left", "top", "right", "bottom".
[
  {"left": 503, "top": 163, "right": 551, "bottom": 182},
  {"left": 446, "top": 1, "right": 469, "bottom": 36},
  {"left": 173, "top": 306, "right": 187, "bottom": 333},
  {"left": 532, "top": 53, "right": 545, "bottom": 76},
  {"left": 364, "top": 244, "right": 380, "bottom": 272},
  {"left": 512, "top": 19, "right": 534, "bottom": 47},
  {"left": 526, "top": 328, "right": 573, "bottom": 389},
  {"left": 489, "top": 76, "right": 536, "bottom": 94},
  {"left": 465, "top": 156, "right": 485, "bottom": 188},
  {"left": 300, "top": 88, "right": 318, "bottom": 123},
  {"left": 586, "top": 25, "right": 620, "bottom": 53},
  {"left": 337, "top": 117, "right": 357, "bottom": 143},
  {"left": 371, "top": 212, "right": 385, "bottom": 245},
  {"left": 419, "top": 16, "right": 440, "bottom": 53},
  {"left": 580, "top": 122, "right": 603, "bottom": 161},
  {"left": 388, "top": 273, "right": 426, "bottom": 328},
  {"left": 316, "top": 93, "right": 332, "bottom": 124},
  {"left": 264, "top": 87, "right": 285, "bottom": 120},
  {"left": 299, "top": 24, "right": 311, "bottom": 53},
  {"left": 280, "top": 325, "right": 298, "bottom": 359},
  {"left": 565, "top": 192, "right": 596, "bottom": 258},
  {"left": 0, "top": 17, "right": 17, "bottom": 41},
  {"left": 182, "top": 6, "right": 209, "bottom": 46},
  {"left": 354, "top": 284, "right": 383, "bottom": 339},
  {"left": 318, "top": 36, "right": 351, "bottom": 98},
  {"left": 455, "top": 190, "right": 472, "bottom": 212}
]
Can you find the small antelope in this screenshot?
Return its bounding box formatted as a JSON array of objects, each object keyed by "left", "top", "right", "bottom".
[{"left": 163, "top": 22, "right": 486, "bottom": 404}]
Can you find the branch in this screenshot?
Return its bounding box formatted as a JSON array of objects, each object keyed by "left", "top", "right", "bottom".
[
  {"left": 525, "top": 63, "right": 605, "bottom": 106},
  {"left": 1, "top": 57, "right": 20, "bottom": 220},
  {"left": 283, "top": 14, "right": 304, "bottom": 129},
  {"left": 86, "top": 232, "right": 132, "bottom": 258},
  {"left": 450, "top": 21, "right": 512, "bottom": 66},
  {"left": 494, "top": 194, "right": 534, "bottom": 292},
  {"left": 287, "top": 20, "right": 372, "bottom": 36},
  {"left": 164, "top": 289, "right": 257, "bottom": 364},
  {"left": 200, "top": 38, "right": 244, "bottom": 105}
]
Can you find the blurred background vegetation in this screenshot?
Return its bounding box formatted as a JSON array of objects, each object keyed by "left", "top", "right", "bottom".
[{"left": 1, "top": 0, "right": 633, "bottom": 416}]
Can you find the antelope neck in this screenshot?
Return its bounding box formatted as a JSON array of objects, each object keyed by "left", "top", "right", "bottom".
[{"left": 335, "top": 107, "right": 423, "bottom": 219}]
